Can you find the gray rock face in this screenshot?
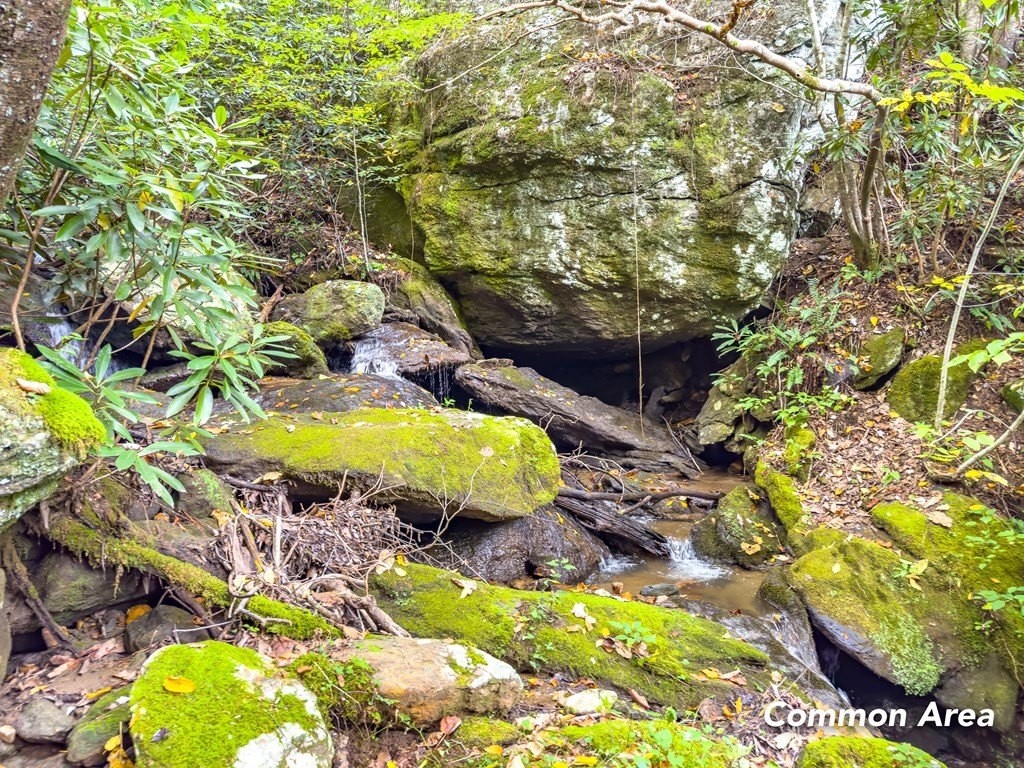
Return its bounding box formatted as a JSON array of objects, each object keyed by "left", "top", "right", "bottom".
[
  {"left": 271, "top": 280, "right": 385, "bottom": 345},
  {"left": 125, "top": 605, "right": 211, "bottom": 653},
  {"left": 15, "top": 699, "right": 74, "bottom": 744},
  {"left": 444, "top": 505, "right": 610, "bottom": 583},
  {"left": 389, "top": 1, "right": 841, "bottom": 356},
  {"left": 0, "top": 569, "right": 10, "bottom": 683},
  {"left": 32, "top": 551, "right": 146, "bottom": 630}
]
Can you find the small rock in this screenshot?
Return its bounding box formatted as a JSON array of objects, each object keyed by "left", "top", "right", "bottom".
[
  {"left": 0, "top": 744, "right": 72, "bottom": 767},
  {"left": 14, "top": 699, "right": 74, "bottom": 744},
  {"left": 125, "top": 605, "right": 210, "bottom": 653},
  {"left": 66, "top": 689, "right": 130, "bottom": 766},
  {"left": 0, "top": 739, "right": 16, "bottom": 760},
  {"left": 853, "top": 328, "right": 905, "bottom": 390},
  {"left": 639, "top": 583, "right": 679, "bottom": 597},
  {"left": 0, "top": 723, "right": 16, "bottom": 743},
  {"left": 561, "top": 689, "right": 618, "bottom": 715}
]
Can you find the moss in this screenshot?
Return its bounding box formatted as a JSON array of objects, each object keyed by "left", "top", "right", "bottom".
[
  {"left": 371, "top": 563, "right": 772, "bottom": 711},
  {"left": 783, "top": 425, "right": 816, "bottom": 482},
  {"left": 66, "top": 688, "right": 131, "bottom": 764},
  {"left": 886, "top": 341, "right": 986, "bottom": 422},
  {"left": 755, "top": 462, "right": 811, "bottom": 551},
  {"left": 853, "top": 328, "right": 905, "bottom": 389},
  {"left": 289, "top": 652, "right": 384, "bottom": 725},
  {"left": 273, "top": 280, "right": 385, "bottom": 345},
  {"left": 130, "top": 641, "right": 328, "bottom": 768},
  {"left": 265, "top": 321, "right": 329, "bottom": 379},
  {"left": 48, "top": 517, "right": 335, "bottom": 640},
  {"left": 547, "top": 719, "right": 745, "bottom": 766},
  {"left": 691, "top": 487, "right": 783, "bottom": 568},
  {"left": 797, "top": 736, "right": 945, "bottom": 768},
  {"left": 205, "top": 409, "right": 561, "bottom": 521},
  {"left": 457, "top": 717, "right": 522, "bottom": 749},
  {"left": 1001, "top": 378, "right": 1024, "bottom": 413}
]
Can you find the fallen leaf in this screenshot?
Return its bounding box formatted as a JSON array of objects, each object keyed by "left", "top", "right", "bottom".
[
  {"left": 628, "top": 688, "right": 650, "bottom": 709},
  {"left": 126, "top": 605, "right": 152, "bottom": 624},
  {"left": 452, "top": 578, "right": 477, "bottom": 599},
  {"left": 16, "top": 378, "right": 51, "bottom": 395},
  {"left": 162, "top": 676, "right": 196, "bottom": 694},
  {"left": 483, "top": 744, "right": 504, "bottom": 756},
  {"left": 925, "top": 508, "right": 954, "bottom": 528},
  {"left": 439, "top": 715, "right": 461, "bottom": 736}
]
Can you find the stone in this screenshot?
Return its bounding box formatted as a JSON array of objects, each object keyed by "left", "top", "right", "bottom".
[
  {"left": 173, "top": 468, "right": 234, "bottom": 520},
  {"left": 385, "top": 258, "right": 480, "bottom": 357},
  {"left": 138, "top": 362, "right": 191, "bottom": 393},
  {"left": 638, "top": 583, "right": 678, "bottom": 598},
  {"left": 0, "top": 348, "right": 105, "bottom": 528},
  {"left": 14, "top": 699, "right": 74, "bottom": 744},
  {"left": 204, "top": 408, "right": 561, "bottom": 522},
  {"left": 125, "top": 605, "right": 211, "bottom": 653},
  {"left": 1001, "top": 378, "right": 1023, "bottom": 413},
  {"left": 249, "top": 374, "right": 437, "bottom": 415},
  {"left": 692, "top": 487, "right": 785, "bottom": 569},
  {"left": 130, "top": 641, "right": 332, "bottom": 768},
  {"left": 264, "top": 321, "right": 329, "bottom": 379},
  {"left": 886, "top": 341, "right": 984, "bottom": 422},
  {"left": 332, "top": 636, "right": 522, "bottom": 726},
  {"left": 796, "top": 736, "right": 945, "bottom": 768},
  {"left": 694, "top": 356, "right": 766, "bottom": 450},
  {"left": 386, "top": 1, "right": 841, "bottom": 357},
  {"left": 34, "top": 551, "right": 146, "bottom": 628},
  {"left": 0, "top": 745, "right": 73, "bottom": 767},
  {"left": 66, "top": 689, "right": 131, "bottom": 767},
  {"left": 444, "top": 505, "right": 610, "bottom": 583},
  {"left": 349, "top": 322, "right": 472, "bottom": 377},
  {"left": 852, "top": 328, "right": 905, "bottom": 389},
  {"left": 0, "top": 723, "right": 15, "bottom": 743},
  {"left": 0, "top": 568, "right": 10, "bottom": 683},
  {"left": 560, "top": 689, "right": 617, "bottom": 715},
  {"left": 271, "top": 280, "right": 385, "bottom": 345},
  {"left": 455, "top": 362, "right": 700, "bottom": 475}
]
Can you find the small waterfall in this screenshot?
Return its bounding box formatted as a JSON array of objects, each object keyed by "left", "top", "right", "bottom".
[
  {"left": 44, "top": 314, "right": 84, "bottom": 363},
  {"left": 665, "top": 537, "right": 728, "bottom": 581},
  {"left": 349, "top": 336, "right": 400, "bottom": 378}
]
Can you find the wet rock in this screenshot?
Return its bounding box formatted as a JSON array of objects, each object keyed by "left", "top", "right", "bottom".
[
  {"left": 887, "top": 341, "right": 985, "bottom": 422},
  {"left": 130, "top": 641, "right": 332, "bottom": 768},
  {"left": 386, "top": 258, "right": 480, "bottom": 358},
  {"left": 264, "top": 321, "right": 329, "bottom": 379},
  {"left": 1, "top": 745, "right": 73, "bottom": 767},
  {"left": 638, "top": 583, "right": 679, "bottom": 598},
  {"left": 560, "top": 689, "right": 617, "bottom": 716},
  {"left": 173, "top": 468, "right": 234, "bottom": 520},
  {"left": 350, "top": 322, "right": 471, "bottom": 377},
  {"left": 1, "top": 348, "right": 105, "bottom": 528},
  {"left": 389, "top": 2, "right": 839, "bottom": 357},
  {"left": 204, "top": 408, "right": 560, "bottom": 521},
  {"left": 455, "top": 362, "right": 702, "bottom": 476},
  {"left": 249, "top": 374, "right": 437, "bottom": 415},
  {"left": 852, "top": 328, "right": 905, "bottom": 389},
  {"left": 0, "top": 569, "right": 10, "bottom": 682},
  {"left": 691, "top": 487, "right": 784, "bottom": 569},
  {"left": 693, "top": 357, "right": 769, "bottom": 452},
  {"left": 125, "top": 605, "right": 210, "bottom": 653},
  {"left": 444, "top": 505, "right": 609, "bottom": 583},
  {"left": 66, "top": 689, "right": 131, "bottom": 767},
  {"left": 34, "top": 551, "right": 146, "bottom": 630},
  {"left": 271, "top": 280, "right": 384, "bottom": 345},
  {"left": 333, "top": 636, "right": 522, "bottom": 725},
  {"left": 138, "top": 362, "right": 191, "bottom": 393},
  {"left": 14, "top": 699, "right": 74, "bottom": 744}
]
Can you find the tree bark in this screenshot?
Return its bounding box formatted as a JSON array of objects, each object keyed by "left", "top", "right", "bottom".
[{"left": 0, "top": 0, "right": 72, "bottom": 207}]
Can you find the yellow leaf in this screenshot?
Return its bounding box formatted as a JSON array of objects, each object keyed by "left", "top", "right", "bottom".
[
  {"left": 163, "top": 676, "right": 196, "bottom": 694},
  {"left": 484, "top": 745, "right": 504, "bottom": 756},
  {"left": 86, "top": 686, "right": 113, "bottom": 701},
  {"left": 127, "top": 295, "right": 153, "bottom": 323},
  {"left": 452, "top": 578, "right": 477, "bottom": 599},
  {"left": 870, "top": 316, "right": 879, "bottom": 327},
  {"left": 700, "top": 668, "right": 721, "bottom": 679},
  {"left": 126, "top": 604, "right": 151, "bottom": 624},
  {"left": 104, "top": 734, "right": 122, "bottom": 752},
  {"left": 574, "top": 757, "right": 599, "bottom": 766}
]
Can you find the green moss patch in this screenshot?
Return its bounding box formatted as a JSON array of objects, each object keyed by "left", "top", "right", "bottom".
[
  {"left": 371, "top": 563, "right": 774, "bottom": 711},
  {"left": 691, "top": 486, "right": 784, "bottom": 568},
  {"left": 546, "top": 719, "right": 747, "bottom": 767},
  {"left": 797, "top": 736, "right": 945, "bottom": 768},
  {"left": 886, "top": 341, "right": 985, "bottom": 422},
  {"left": 265, "top": 321, "right": 329, "bottom": 379}
]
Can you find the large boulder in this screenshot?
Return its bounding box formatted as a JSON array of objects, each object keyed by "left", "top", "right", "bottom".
[
  {"left": 389, "top": 1, "right": 840, "bottom": 356},
  {"left": 797, "top": 736, "right": 945, "bottom": 768},
  {"left": 271, "top": 280, "right": 384, "bottom": 345},
  {"left": 886, "top": 341, "right": 984, "bottom": 422},
  {"left": 385, "top": 257, "right": 480, "bottom": 357},
  {"left": 204, "top": 408, "right": 560, "bottom": 521},
  {"left": 130, "top": 641, "right": 332, "bottom": 768},
  {"left": 250, "top": 374, "right": 437, "bottom": 414},
  {"left": 0, "top": 349, "right": 105, "bottom": 527}
]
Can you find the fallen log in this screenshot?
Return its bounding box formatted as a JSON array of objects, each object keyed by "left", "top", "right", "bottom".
[
  {"left": 554, "top": 495, "right": 671, "bottom": 558},
  {"left": 556, "top": 486, "right": 723, "bottom": 503}
]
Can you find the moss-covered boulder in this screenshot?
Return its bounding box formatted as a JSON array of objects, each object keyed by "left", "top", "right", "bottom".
[
  {"left": 204, "top": 408, "right": 560, "bottom": 521},
  {"left": 0, "top": 348, "right": 105, "bottom": 527},
  {"left": 252, "top": 374, "right": 437, "bottom": 414},
  {"left": 886, "top": 342, "right": 983, "bottom": 422},
  {"left": 130, "top": 641, "right": 331, "bottom": 768},
  {"left": 797, "top": 736, "right": 945, "bottom": 768},
  {"left": 174, "top": 468, "right": 234, "bottom": 520},
  {"left": 691, "top": 487, "right": 785, "bottom": 568},
  {"left": 371, "top": 564, "right": 809, "bottom": 711},
  {"left": 387, "top": 2, "right": 839, "bottom": 356},
  {"left": 755, "top": 463, "right": 813, "bottom": 551},
  {"left": 852, "top": 328, "right": 906, "bottom": 389},
  {"left": 67, "top": 688, "right": 131, "bottom": 766},
  {"left": 264, "top": 321, "right": 329, "bottom": 379},
  {"left": 271, "top": 280, "right": 384, "bottom": 345}
]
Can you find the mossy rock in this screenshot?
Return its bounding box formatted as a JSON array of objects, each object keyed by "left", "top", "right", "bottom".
[
  {"left": 67, "top": 687, "right": 131, "bottom": 766},
  {"left": 130, "top": 641, "right": 332, "bottom": 768},
  {"left": 754, "top": 462, "right": 812, "bottom": 551},
  {"left": 456, "top": 717, "right": 522, "bottom": 749},
  {"left": 271, "top": 280, "right": 385, "bottom": 345},
  {"left": 853, "top": 328, "right": 906, "bottom": 390},
  {"left": 386, "top": 257, "right": 479, "bottom": 357},
  {"left": 174, "top": 468, "right": 234, "bottom": 520},
  {"left": 1001, "top": 378, "right": 1023, "bottom": 413},
  {"left": 0, "top": 348, "right": 105, "bottom": 527},
  {"left": 370, "top": 563, "right": 796, "bottom": 712},
  {"left": 264, "top": 321, "right": 329, "bottom": 379},
  {"left": 691, "top": 486, "right": 784, "bottom": 568},
  {"left": 886, "top": 341, "right": 985, "bottom": 422},
  {"left": 204, "top": 408, "right": 560, "bottom": 522},
  {"left": 783, "top": 425, "right": 816, "bottom": 482},
  {"left": 544, "top": 719, "right": 747, "bottom": 766},
  {"left": 797, "top": 736, "right": 945, "bottom": 768}
]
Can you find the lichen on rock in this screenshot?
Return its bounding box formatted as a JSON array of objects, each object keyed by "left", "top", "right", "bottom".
[{"left": 271, "top": 280, "right": 385, "bottom": 345}]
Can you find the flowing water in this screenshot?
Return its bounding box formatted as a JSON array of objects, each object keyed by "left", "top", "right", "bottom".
[
  {"left": 589, "top": 518, "right": 768, "bottom": 615},
  {"left": 349, "top": 336, "right": 401, "bottom": 378}
]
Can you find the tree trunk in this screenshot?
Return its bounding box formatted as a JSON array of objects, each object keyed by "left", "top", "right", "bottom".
[{"left": 0, "top": 0, "right": 72, "bottom": 207}]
